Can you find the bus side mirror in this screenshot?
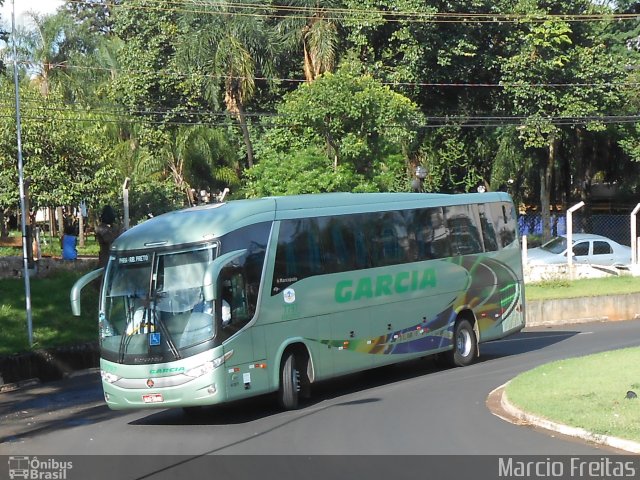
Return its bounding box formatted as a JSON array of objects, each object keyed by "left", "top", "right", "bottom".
[
  {"left": 70, "top": 268, "right": 104, "bottom": 316},
  {"left": 202, "top": 249, "right": 247, "bottom": 302}
]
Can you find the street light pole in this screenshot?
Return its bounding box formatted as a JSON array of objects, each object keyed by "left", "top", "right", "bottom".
[
  {"left": 412, "top": 166, "right": 427, "bottom": 192},
  {"left": 12, "top": 0, "right": 33, "bottom": 347},
  {"left": 122, "top": 177, "right": 130, "bottom": 231},
  {"left": 566, "top": 201, "right": 585, "bottom": 280}
]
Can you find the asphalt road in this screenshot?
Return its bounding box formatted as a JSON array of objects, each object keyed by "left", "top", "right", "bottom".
[{"left": 1, "top": 320, "right": 639, "bottom": 478}]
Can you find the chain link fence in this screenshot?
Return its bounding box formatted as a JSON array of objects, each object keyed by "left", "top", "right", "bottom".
[{"left": 519, "top": 212, "right": 632, "bottom": 247}]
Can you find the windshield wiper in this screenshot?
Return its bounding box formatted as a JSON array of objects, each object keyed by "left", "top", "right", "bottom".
[
  {"left": 119, "top": 299, "right": 136, "bottom": 363},
  {"left": 151, "top": 294, "right": 181, "bottom": 361}
]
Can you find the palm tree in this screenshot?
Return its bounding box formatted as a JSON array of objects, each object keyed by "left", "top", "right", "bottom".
[
  {"left": 19, "top": 9, "right": 108, "bottom": 103},
  {"left": 274, "top": 0, "right": 341, "bottom": 82},
  {"left": 177, "top": 0, "right": 277, "bottom": 168},
  {"left": 20, "top": 11, "right": 91, "bottom": 99},
  {"left": 135, "top": 125, "right": 242, "bottom": 205}
]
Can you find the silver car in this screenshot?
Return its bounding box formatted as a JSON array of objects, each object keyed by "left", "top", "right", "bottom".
[{"left": 526, "top": 233, "right": 631, "bottom": 267}]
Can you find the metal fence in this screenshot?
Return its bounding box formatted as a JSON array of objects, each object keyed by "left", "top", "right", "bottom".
[{"left": 519, "top": 213, "right": 632, "bottom": 247}]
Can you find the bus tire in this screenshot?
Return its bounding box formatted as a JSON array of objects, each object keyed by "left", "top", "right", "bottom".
[
  {"left": 278, "top": 351, "right": 300, "bottom": 410},
  {"left": 450, "top": 319, "right": 477, "bottom": 367}
]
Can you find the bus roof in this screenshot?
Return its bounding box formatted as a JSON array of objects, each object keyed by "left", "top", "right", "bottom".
[
  {"left": 271, "top": 192, "right": 510, "bottom": 217},
  {"left": 112, "top": 191, "right": 512, "bottom": 252}
]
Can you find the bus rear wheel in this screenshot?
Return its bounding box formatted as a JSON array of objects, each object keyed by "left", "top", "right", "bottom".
[
  {"left": 450, "top": 318, "right": 477, "bottom": 367},
  {"left": 278, "top": 351, "right": 301, "bottom": 410}
]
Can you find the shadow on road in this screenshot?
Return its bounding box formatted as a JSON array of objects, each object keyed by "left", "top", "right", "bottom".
[
  {"left": 132, "top": 329, "right": 580, "bottom": 427},
  {"left": 0, "top": 372, "right": 129, "bottom": 445},
  {"left": 478, "top": 329, "right": 580, "bottom": 361},
  {"left": 0, "top": 328, "right": 580, "bottom": 444}
]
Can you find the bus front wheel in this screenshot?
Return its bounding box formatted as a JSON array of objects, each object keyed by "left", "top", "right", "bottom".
[
  {"left": 450, "top": 319, "right": 477, "bottom": 367},
  {"left": 278, "top": 351, "right": 301, "bottom": 410}
]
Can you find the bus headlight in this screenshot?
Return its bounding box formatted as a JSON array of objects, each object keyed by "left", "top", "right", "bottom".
[
  {"left": 185, "top": 350, "right": 234, "bottom": 378},
  {"left": 101, "top": 370, "right": 121, "bottom": 384}
]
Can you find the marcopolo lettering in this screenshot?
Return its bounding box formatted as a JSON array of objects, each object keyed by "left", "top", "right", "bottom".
[{"left": 335, "top": 268, "right": 437, "bottom": 303}]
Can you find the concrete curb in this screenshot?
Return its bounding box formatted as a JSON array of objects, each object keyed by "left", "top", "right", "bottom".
[
  {"left": 526, "top": 293, "right": 640, "bottom": 327},
  {"left": 0, "top": 341, "right": 100, "bottom": 386},
  {"left": 0, "top": 378, "right": 40, "bottom": 394},
  {"left": 490, "top": 382, "right": 640, "bottom": 454}
]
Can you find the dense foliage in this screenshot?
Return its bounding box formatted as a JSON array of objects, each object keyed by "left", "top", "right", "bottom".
[{"left": 1, "top": 0, "right": 640, "bottom": 239}]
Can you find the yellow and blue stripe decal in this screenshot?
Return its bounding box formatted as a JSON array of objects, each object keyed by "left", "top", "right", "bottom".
[{"left": 309, "top": 256, "right": 522, "bottom": 356}]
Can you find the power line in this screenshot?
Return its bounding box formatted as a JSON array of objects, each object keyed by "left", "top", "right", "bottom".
[
  {"left": 2, "top": 99, "right": 639, "bottom": 122},
  {"left": 2, "top": 105, "right": 639, "bottom": 129},
  {"left": 9, "top": 60, "right": 639, "bottom": 90},
  {"left": 62, "top": 0, "right": 640, "bottom": 24}
]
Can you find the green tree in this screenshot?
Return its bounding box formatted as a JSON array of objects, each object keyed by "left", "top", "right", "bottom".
[
  {"left": 177, "top": 0, "right": 278, "bottom": 168},
  {"left": 12, "top": 8, "right": 115, "bottom": 105},
  {"left": 260, "top": 62, "right": 422, "bottom": 175},
  {"left": 112, "top": 0, "right": 206, "bottom": 138},
  {"left": 135, "top": 125, "right": 243, "bottom": 204},
  {"left": 274, "top": 0, "right": 342, "bottom": 82},
  {"left": 62, "top": 0, "right": 119, "bottom": 35},
  {"left": 341, "top": 0, "right": 518, "bottom": 194},
  {"left": 417, "top": 127, "right": 485, "bottom": 194},
  {"left": 244, "top": 146, "right": 364, "bottom": 197},
  {"left": 501, "top": 2, "right": 625, "bottom": 238},
  {"left": 0, "top": 81, "right": 112, "bottom": 223},
  {"left": 18, "top": 11, "right": 72, "bottom": 97}
]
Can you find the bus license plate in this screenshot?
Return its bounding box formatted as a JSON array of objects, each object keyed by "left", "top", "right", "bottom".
[{"left": 143, "top": 393, "right": 164, "bottom": 404}]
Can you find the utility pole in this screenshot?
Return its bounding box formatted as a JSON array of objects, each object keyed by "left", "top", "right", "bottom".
[{"left": 12, "top": 0, "right": 34, "bottom": 347}]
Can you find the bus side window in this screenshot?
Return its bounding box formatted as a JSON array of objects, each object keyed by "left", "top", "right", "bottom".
[
  {"left": 320, "top": 216, "right": 358, "bottom": 274},
  {"left": 408, "top": 207, "right": 450, "bottom": 261},
  {"left": 217, "top": 263, "right": 251, "bottom": 341},
  {"left": 354, "top": 223, "right": 369, "bottom": 269},
  {"left": 478, "top": 204, "right": 499, "bottom": 252},
  {"left": 499, "top": 202, "right": 517, "bottom": 247},
  {"left": 444, "top": 205, "right": 483, "bottom": 255},
  {"left": 272, "top": 218, "right": 323, "bottom": 294},
  {"left": 369, "top": 211, "right": 409, "bottom": 267}
]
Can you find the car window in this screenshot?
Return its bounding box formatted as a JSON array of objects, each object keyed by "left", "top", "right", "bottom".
[
  {"left": 593, "top": 241, "right": 612, "bottom": 255},
  {"left": 541, "top": 237, "right": 567, "bottom": 254},
  {"left": 573, "top": 242, "right": 589, "bottom": 256}
]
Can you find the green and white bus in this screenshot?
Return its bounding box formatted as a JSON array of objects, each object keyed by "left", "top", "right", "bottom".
[{"left": 71, "top": 192, "right": 525, "bottom": 411}]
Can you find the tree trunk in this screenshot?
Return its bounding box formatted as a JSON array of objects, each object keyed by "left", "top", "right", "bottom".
[
  {"left": 575, "top": 127, "right": 592, "bottom": 233},
  {"left": 540, "top": 165, "right": 551, "bottom": 242},
  {"left": 49, "top": 207, "right": 57, "bottom": 237},
  {"left": 0, "top": 209, "right": 6, "bottom": 237},
  {"left": 303, "top": 38, "right": 315, "bottom": 83},
  {"left": 236, "top": 102, "right": 254, "bottom": 168},
  {"left": 78, "top": 211, "right": 85, "bottom": 248},
  {"left": 324, "top": 122, "right": 339, "bottom": 170},
  {"left": 540, "top": 139, "right": 557, "bottom": 242},
  {"left": 56, "top": 206, "right": 64, "bottom": 236}
]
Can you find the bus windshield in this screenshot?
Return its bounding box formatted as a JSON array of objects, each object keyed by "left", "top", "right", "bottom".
[{"left": 99, "top": 245, "right": 217, "bottom": 364}]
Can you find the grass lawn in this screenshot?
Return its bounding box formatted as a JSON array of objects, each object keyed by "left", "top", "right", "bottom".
[
  {"left": 525, "top": 275, "right": 640, "bottom": 301},
  {"left": 0, "top": 231, "right": 100, "bottom": 258},
  {"left": 505, "top": 347, "right": 640, "bottom": 443},
  {"left": 0, "top": 270, "right": 99, "bottom": 355}
]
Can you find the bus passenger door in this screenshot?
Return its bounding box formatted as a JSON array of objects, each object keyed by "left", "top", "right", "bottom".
[{"left": 215, "top": 256, "right": 268, "bottom": 400}]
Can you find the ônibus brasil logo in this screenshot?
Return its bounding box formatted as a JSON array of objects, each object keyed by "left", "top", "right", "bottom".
[{"left": 8, "top": 456, "right": 73, "bottom": 480}]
